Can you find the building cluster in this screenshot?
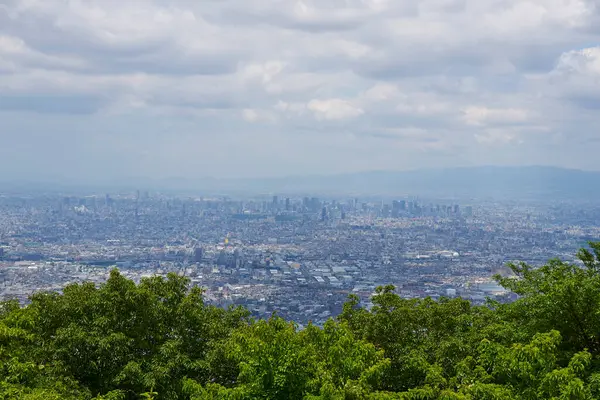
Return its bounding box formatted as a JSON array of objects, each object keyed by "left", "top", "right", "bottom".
[{"left": 0, "top": 192, "right": 598, "bottom": 326}]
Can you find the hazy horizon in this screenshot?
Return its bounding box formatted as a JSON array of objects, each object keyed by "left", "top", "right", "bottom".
[
  {"left": 1, "top": 164, "right": 599, "bottom": 185},
  {"left": 2, "top": 165, "right": 600, "bottom": 202},
  {"left": 2, "top": 1, "right": 600, "bottom": 182}
]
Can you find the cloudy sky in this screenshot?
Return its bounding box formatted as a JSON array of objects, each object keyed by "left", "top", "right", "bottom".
[{"left": 1, "top": 0, "right": 600, "bottom": 183}]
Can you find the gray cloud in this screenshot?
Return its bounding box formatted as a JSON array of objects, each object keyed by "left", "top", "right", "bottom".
[{"left": 0, "top": 0, "right": 600, "bottom": 182}]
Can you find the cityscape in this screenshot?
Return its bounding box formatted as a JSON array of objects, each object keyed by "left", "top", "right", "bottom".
[
  {"left": 1, "top": 188, "right": 598, "bottom": 326},
  {"left": 3, "top": 0, "right": 600, "bottom": 397}
]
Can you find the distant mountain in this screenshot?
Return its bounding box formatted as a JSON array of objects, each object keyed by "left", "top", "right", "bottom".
[
  {"left": 3, "top": 166, "right": 600, "bottom": 200},
  {"left": 135, "top": 166, "right": 600, "bottom": 200},
  {"left": 208, "top": 166, "right": 600, "bottom": 200}
]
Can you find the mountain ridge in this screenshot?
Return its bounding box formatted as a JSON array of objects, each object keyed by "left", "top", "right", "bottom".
[
  {"left": 188, "top": 165, "right": 600, "bottom": 199},
  {"left": 2, "top": 165, "right": 600, "bottom": 200}
]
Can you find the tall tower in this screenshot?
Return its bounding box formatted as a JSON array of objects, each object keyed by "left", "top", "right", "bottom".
[
  {"left": 321, "top": 206, "right": 328, "bottom": 221},
  {"left": 400, "top": 200, "right": 406, "bottom": 210},
  {"left": 193, "top": 248, "right": 203, "bottom": 263}
]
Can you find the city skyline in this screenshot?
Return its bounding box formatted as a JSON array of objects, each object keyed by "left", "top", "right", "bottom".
[
  {"left": 1, "top": 0, "right": 600, "bottom": 182},
  {"left": 0, "top": 188, "right": 592, "bottom": 325}
]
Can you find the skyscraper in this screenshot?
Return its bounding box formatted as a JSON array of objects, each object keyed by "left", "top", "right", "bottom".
[
  {"left": 382, "top": 204, "right": 391, "bottom": 218},
  {"left": 193, "top": 248, "right": 203, "bottom": 263},
  {"left": 321, "top": 206, "right": 328, "bottom": 221},
  {"left": 392, "top": 200, "right": 400, "bottom": 218},
  {"left": 311, "top": 197, "right": 320, "bottom": 212}
]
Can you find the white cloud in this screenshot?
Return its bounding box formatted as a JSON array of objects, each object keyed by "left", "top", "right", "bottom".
[
  {"left": 0, "top": 34, "right": 86, "bottom": 71},
  {"left": 462, "top": 106, "right": 529, "bottom": 126},
  {"left": 555, "top": 46, "right": 600, "bottom": 76},
  {"left": 474, "top": 130, "right": 519, "bottom": 145},
  {"left": 242, "top": 108, "right": 276, "bottom": 123},
  {"left": 274, "top": 100, "right": 307, "bottom": 115},
  {"left": 0, "top": 0, "right": 600, "bottom": 180},
  {"left": 537, "top": 46, "right": 600, "bottom": 109},
  {"left": 240, "top": 61, "right": 287, "bottom": 84},
  {"left": 362, "top": 83, "right": 398, "bottom": 102},
  {"left": 307, "top": 98, "right": 364, "bottom": 120},
  {"left": 242, "top": 109, "right": 260, "bottom": 122}
]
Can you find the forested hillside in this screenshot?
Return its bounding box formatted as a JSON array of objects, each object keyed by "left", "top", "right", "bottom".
[{"left": 2, "top": 244, "right": 600, "bottom": 399}]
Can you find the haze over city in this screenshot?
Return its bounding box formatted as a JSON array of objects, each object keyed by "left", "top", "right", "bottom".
[{"left": 1, "top": 0, "right": 600, "bottom": 185}]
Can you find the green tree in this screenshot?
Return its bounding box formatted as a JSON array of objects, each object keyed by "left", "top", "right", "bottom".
[
  {"left": 338, "top": 285, "right": 496, "bottom": 392},
  {"left": 1, "top": 269, "right": 249, "bottom": 399},
  {"left": 496, "top": 242, "right": 600, "bottom": 357},
  {"left": 2, "top": 244, "right": 600, "bottom": 399}
]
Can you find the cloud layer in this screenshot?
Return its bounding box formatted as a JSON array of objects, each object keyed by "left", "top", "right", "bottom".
[{"left": 1, "top": 0, "right": 600, "bottom": 182}]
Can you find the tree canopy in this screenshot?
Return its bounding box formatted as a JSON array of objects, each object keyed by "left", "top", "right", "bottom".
[{"left": 2, "top": 243, "right": 600, "bottom": 399}]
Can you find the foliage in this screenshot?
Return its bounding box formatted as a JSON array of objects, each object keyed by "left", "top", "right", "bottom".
[{"left": 1, "top": 243, "right": 600, "bottom": 399}]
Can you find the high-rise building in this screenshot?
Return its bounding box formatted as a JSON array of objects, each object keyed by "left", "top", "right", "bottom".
[
  {"left": 0, "top": 248, "right": 4, "bottom": 259},
  {"left": 454, "top": 204, "right": 460, "bottom": 215},
  {"left": 193, "top": 248, "right": 203, "bottom": 263},
  {"left": 392, "top": 200, "right": 401, "bottom": 218},
  {"left": 217, "top": 251, "right": 227, "bottom": 266},
  {"left": 382, "top": 204, "right": 391, "bottom": 218},
  {"left": 311, "top": 197, "right": 320, "bottom": 212},
  {"left": 285, "top": 198, "right": 290, "bottom": 211},
  {"left": 233, "top": 249, "right": 242, "bottom": 268},
  {"left": 321, "top": 206, "right": 328, "bottom": 221}
]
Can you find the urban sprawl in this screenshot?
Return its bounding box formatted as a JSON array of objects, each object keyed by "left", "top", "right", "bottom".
[{"left": 1, "top": 191, "right": 598, "bottom": 327}]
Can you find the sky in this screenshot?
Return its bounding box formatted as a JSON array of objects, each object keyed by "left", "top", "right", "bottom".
[{"left": 1, "top": 0, "right": 600, "bottom": 183}]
